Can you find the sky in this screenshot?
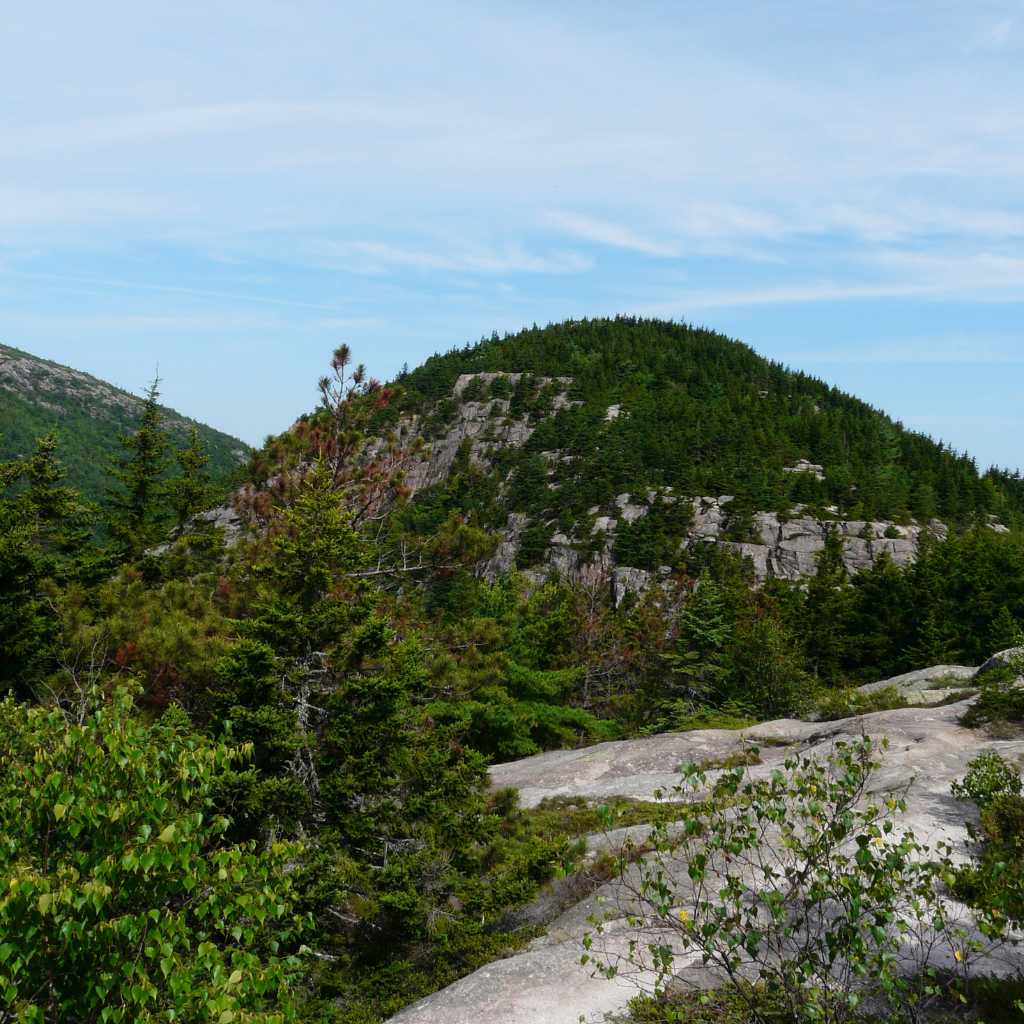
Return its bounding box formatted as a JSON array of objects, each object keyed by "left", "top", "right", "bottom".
[{"left": 1, "top": 1, "right": 1023, "bottom": 470}]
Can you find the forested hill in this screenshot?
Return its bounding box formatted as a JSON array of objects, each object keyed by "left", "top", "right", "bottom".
[
  {"left": 386, "top": 317, "right": 1024, "bottom": 528},
  {"left": 0, "top": 343, "right": 249, "bottom": 502}
]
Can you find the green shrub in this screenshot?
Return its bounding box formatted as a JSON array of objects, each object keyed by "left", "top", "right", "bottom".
[
  {"left": 960, "top": 654, "right": 1024, "bottom": 729},
  {"left": 951, "top": 751, "right": 1024, "bottom": 925},
  {"left": 813, "top": 684, "right": 908, "bottom": 722},
  {"left": 951, "top": 749, "right": 1023, "bottom": 808},
  {"left": 586, "top": 736, "right": 997, "bottom": 1024},
  {"left": 0, "top": 688, "right": 308, "bottom": 1023},
  {"left": 644, "top": 699, "right": 757, "bottom": 734}
]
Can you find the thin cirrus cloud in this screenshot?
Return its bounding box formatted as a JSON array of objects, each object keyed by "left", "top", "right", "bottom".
[
  {"left": 320, "top": 240, "right": 592, "bottom": 277},
  {"left": 0, "top": 0, "right": 1022, "bottom": 467},
  {"left": 543, "top": 212, "right": 678, "bottom": 258}
]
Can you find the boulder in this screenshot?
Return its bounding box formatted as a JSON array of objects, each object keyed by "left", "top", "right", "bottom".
[
  {"left": 857, "top": 664, "right": 977, "bottom": 705},
  {"left": 976, "top": 647, "right": 1024, "bottom": 680}
]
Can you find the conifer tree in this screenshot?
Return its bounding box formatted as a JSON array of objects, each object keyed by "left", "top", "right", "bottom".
[
  {"left": 103, "top": 379, "right": 172, "bottom": 559},
  {"left": 25, "top": 426, "right": 91, "bottom": 557},
  {"left": 803, "top": 524, "right": 852, "bottom": 681},
  {"left": 0, "top": 449, "right": 43, "bottom": 694},
  {"left": 989, "top": 605, "right": 1024, "bottom": 655},
  {"left": 169, "top": 424, "right": 215, "bottom": 537},
  {"left": 667, "top": 577, "right": 732, "bottom": 702}
]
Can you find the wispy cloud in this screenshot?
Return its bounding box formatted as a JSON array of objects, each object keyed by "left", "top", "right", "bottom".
[
  {"left": 544, "top": 212, "right": 677, "bottom": 257},
  {"left": 321, "top": 240, "right": 591, "bottom": 276}
]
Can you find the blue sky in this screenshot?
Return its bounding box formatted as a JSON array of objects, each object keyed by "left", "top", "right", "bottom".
[{"left": 2, "top": 1, "right": 1023, "bottom": 470}]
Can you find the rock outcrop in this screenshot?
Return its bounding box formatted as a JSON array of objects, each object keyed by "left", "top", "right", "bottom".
[
  {"left": 399, "top": 374, "right": 579, "bottom": 494},
  {"left": 387, "top": 374, "right": 955, "bottom": 601},
  {"left": 690, "top": 496, "right": 936, "bottom": 581},
  {"left": 390, "top": 695, "right": 1024, "bottom": 1024},
  {"left": 482, "top": 494, "right": 942, "bottom": 602},
  {"left": 856, "top": 664, "right": 977, "bottom": 705},
  {"left": 976, "top": 646, "right": 1024, "bottom": 680}
]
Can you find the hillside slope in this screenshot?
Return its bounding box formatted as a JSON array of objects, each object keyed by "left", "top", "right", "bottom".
[
  {"left": 0, "top": 343, "right": 249, "bottom": 502},
  {"left": 359, "top": 318, "right": 1023, "bottom": 590},
  {"left": 390, "top": 317, "right": 1023, "bottom": 523}
]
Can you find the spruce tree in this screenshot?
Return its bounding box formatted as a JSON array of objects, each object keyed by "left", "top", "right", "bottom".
[
  {"left": 667, "top": 577, "right": 732, "bottom": 703},
  {"left": 0, "top": 429, "right": 91, "bottom": 695},
  {"left": 169, "top": 424, "right": 215, "bottom": 537},
  {"left": 103, "top": 379, "right": 171, "bottom": 559},
  {"left": 989, "top": 605, "right": 1024, "bottom": 655},
  {"left": 26, "top": 426, "right": 90, "bottom": 557},
  {"left": 0, "top": 449, "right": 44, "bottom": 695},
  {"left": 803, "top": 524, "right": 852, "bottom": 682}
]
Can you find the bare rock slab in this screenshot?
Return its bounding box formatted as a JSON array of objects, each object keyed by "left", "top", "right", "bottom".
[{"left": 391, "top": 699, "right": 1024, "bottom": 1024}]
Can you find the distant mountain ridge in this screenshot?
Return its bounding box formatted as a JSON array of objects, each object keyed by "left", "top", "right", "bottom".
[{"left": 0, "top": 343, "right": 249, "bottom": 502}]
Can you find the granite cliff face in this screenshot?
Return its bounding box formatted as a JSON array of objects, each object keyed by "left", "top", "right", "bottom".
[
  {"left": 390, "top": 373, "right": 952, "bottom": 600},
  {"left": 480, "top": 496, "right": 947, "bottom": 604},
  {"left": 396, "top": 372, "right": 579, "bottom": 493}
]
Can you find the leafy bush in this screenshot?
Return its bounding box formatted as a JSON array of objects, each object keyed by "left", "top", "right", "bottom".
[
  {"left": 0, "top": 688, "right": 308, "bottom": 1023},
  {"left": 643, "top": 699, "right": 757, "bottom": 735},
  {"left": 951, "top": 751, "right": 1024, "bottom": 926},
  {"left": 585, "top": 736, "right": 997, "bottom": 1024},
  {"left": 951, "top": 749, "right": 1023, "bottom": 808},
  {"left": 729, "top": 616, "right": 813, "bottom": 719}
]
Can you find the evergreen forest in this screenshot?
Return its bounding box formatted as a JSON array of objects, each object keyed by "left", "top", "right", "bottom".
[
  {"left": 0, "top": 343, "right": 248, "bottom": 505},
  {"left": 3, "top": 318, "right": 1024, "bottom": 1022}
]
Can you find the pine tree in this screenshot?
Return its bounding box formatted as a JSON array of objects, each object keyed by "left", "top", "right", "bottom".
[
  {"left": 25, "top": 426, "right": 90, "bottom": 557},
  {"left": 0, "top": 429, "right": 90, "bottom": 695},
  {"left": 989, "top": 605, "right": 1024, "bottom": 655},
  {"left": 0, "top": 450, "right": 44, "bottom": 694},
  {"left": 667, "top": 577, "right": 732, "bottom": 703},
  {"left": 803, "top": 524, "right": 852, "bottom": 682},
  {"left": 103, "top": 379, "right": 172, "bottom": 559},
  {"left": 169, "top": 425, "right": 215, "bottom": 537}
]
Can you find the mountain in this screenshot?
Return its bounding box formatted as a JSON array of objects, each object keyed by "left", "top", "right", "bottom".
[
  {"left": 0, "top": 343, "right": 249, "bottom": 502},
  {"left": 353, "top": 317, "right": 1023, "bottom": 593}
]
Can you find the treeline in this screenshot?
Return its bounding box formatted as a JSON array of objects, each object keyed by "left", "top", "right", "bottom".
[{"left": 2, "top": 340, "right": 1024, "bottom": 1022}]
